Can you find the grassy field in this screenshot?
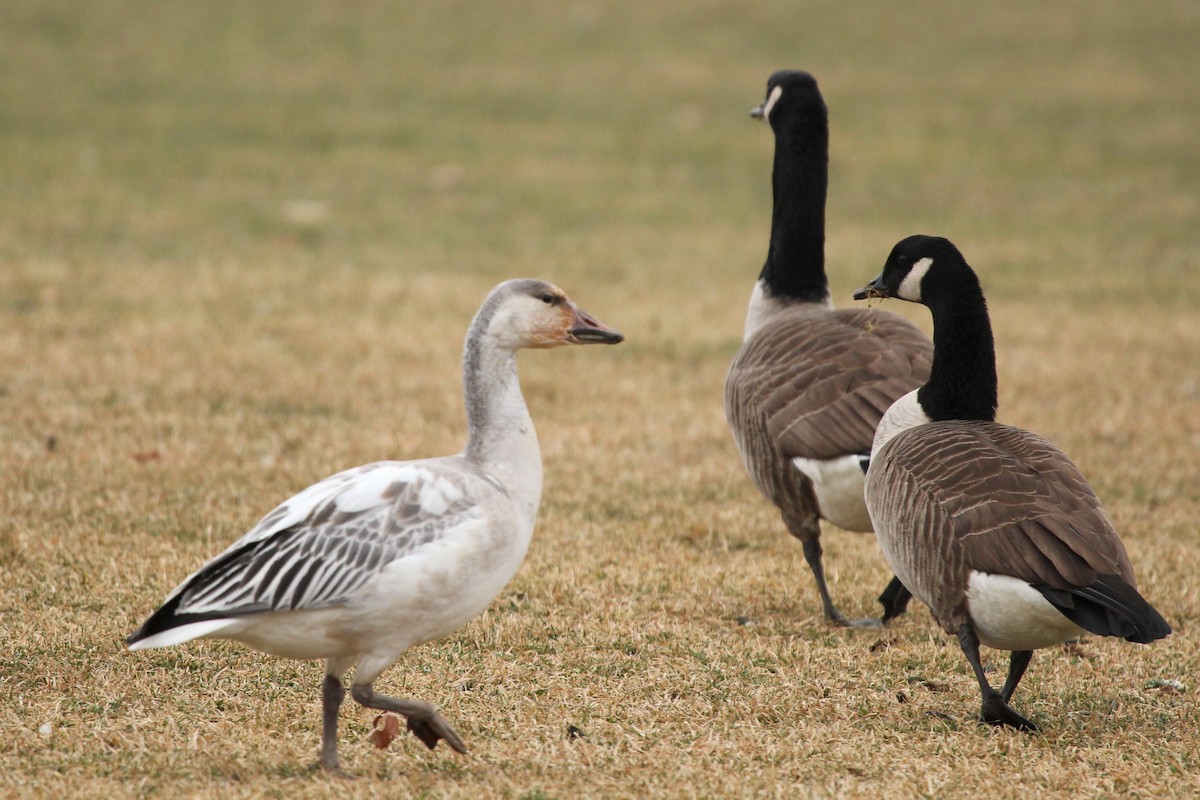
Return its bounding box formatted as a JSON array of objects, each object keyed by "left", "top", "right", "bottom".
[{"left": 3, "top": 0, "right": 1200, "bottom": 797}]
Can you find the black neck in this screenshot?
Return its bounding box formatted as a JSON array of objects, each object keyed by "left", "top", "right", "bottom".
[
  {"left": 759, "top": 123, "right": 829, "bottom": 303},
  {"left": 918, "top": 275, "right": 998, "bottom": 422}
]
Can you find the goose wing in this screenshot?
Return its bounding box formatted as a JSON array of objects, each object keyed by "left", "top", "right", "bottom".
[
  {"left": 728, "top": 308, "right": 931, "bottom": 461},
  {"left": 128, "top": 460, "right": 487, "bottom": 641},
  {"left": 877, "top": 421, "right": 1135, "bottom": 591}
]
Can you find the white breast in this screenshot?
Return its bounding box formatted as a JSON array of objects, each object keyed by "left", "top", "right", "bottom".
[
  {"left": 872, "top": 390, "right": 931, "bottom": 454},
  {"left": 741, "top": 279, "right": 832, "bottom": 341}
]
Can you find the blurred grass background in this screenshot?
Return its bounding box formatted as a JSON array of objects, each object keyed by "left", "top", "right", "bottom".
[{"left": 2, "top": 1, "right": 1199, "bottom": 797}]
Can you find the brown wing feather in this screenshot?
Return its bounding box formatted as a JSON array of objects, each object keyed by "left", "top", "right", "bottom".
[
  {"left": 876, "top": 421, "right": 1135, "bottom": 598},
  {"left": 727, "top": 307, "right": 932, "bottom": 462}
]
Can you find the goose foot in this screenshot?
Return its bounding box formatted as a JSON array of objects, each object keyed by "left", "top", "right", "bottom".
[
  {"left": 956, "top": 622, "right": 1039, "bottom": 733},
  {"left": 405, "top": 705, "right": 468, "bottom": 753},
  {"left": 831, "top": 614, "right": 885, "bottom": 629},
  {"left": 351, "top": 684, "right": 469, "bottom": 755},
  {"left": 980, "top": 690, "right": 1039, "bottom": 732},
  {"left": 799, "top": 538, "right": 895, "bottom": 627},
  {"left": 878, "top": 576, "right": 913, "bottom": 623}
]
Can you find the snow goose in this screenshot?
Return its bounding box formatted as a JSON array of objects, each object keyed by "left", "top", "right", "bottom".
[
  {"left": 725, "top": 70, "right": 934, "bottom": 626},
  {"left": 854, "top": 235, "right": 1171, "bottom": 730},
  {"left": 127, "top": 278, "right": 623, "bottom": 769}
]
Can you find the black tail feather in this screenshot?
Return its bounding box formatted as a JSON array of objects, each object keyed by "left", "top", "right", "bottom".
[
  {"left": 126, "top": 535, "right": 278, "bottom": 646},
  {"left": 1036, "top": 573, "right": 1171, "bottom": 644},
  {"left": 126, "top": 589, "right": 189, "bottom": 646},
  {"left": 125, "top": 590, "right": 250, "bottom": 647}
]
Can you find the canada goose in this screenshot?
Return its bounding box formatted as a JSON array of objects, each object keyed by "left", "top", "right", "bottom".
[
  {"left": 725, "top": 70, "right": 934, "bottom": 626},
  {"left": 854, "top": 235, "right": 1171, "bottom": 730},
  {"left": 127, "top": 279, "right": 623, "bottom": 769}
]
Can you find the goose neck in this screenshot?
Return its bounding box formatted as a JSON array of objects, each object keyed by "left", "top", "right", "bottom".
[
  {"left": 462, "top": 333, "right": 540, "bottom": 470},
  {"left": 759, "top": 127, "right": 830, "bottom": 304},
  {"left": 919, "top": 281, "right": 998, "bottom": 422}
]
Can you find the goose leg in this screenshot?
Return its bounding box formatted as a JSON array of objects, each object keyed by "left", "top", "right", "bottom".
[
  {"left": 801, "top": 538, "right": 881, "bottom": 628},
  {"left": 802, "top": 537, "right": 847, "bottom": 624},
  {"left": 319, "top": 674, "right": 346, "bottom": 770},
  {"left": 878, "top": 576, "right": 912, "bottom": 623},
  {"left": 350, "top": 684, "right": 469, "bottom": 755},
  {"left": 955, "top": 622, "right": 1038, "bottom": 732},
  {"left": 1000, "top": 650, "right": 1033, "bottom": 704}
]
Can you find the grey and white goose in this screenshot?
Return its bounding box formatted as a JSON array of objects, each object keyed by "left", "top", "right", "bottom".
[
  {"left": 725, "top": 70, "right": 934, "bottom": 626},
  {"left": 854, "top": 235, "right": 1171, "bottom": 730},
  {"left": 127, "top": 279, "right": 623, "bottom": 769}
]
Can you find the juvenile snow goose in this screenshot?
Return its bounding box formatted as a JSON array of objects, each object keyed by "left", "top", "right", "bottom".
[
  {"left": 127, "top": 279, "right": 623, "bottom": 769},
  {"left": 725, "top": 70, "right": 933, "bottom": 626},
  {"left": 854, "top": 235, "right": 1171, "bottom": 730}
]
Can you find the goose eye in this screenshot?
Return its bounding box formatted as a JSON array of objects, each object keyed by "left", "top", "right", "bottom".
[
  {"left": 539, "top": 293, "right": 555, "bottom": 305},
  {"left": 897, "top": 254, "right": 910, "bottom": 266}
]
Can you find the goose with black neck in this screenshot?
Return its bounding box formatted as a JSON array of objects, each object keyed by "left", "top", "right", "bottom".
[
  {"left": 854, "top": 235, "right": 1171, "bottom": 730},
  {"left": 725, "top": 70, "right": 934, "bottom": 626}
]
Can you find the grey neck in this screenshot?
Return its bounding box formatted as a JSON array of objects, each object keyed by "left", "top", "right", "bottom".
[
  {"left": 459, "top": 308, "right": 543, "bottom": 523},
  {"left": 462, "top": 336, "right": 536, "bottom": 464}
]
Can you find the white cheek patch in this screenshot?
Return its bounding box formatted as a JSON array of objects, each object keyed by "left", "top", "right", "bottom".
[
  {"left": 762, "top": 85, "right": 783, "bottom": 122},
  {"left": 897, "top": 257, "right": 933, "bottom": 301}
]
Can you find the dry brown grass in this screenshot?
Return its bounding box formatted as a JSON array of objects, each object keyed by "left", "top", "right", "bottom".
[{"left": 3, "top": 1, "right": 1200, "bottom": 797}]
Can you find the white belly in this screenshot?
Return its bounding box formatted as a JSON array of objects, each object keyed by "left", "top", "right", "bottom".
[
  {"left": 967, "top": 571, "right": 1085, "bottom": 651},
  {"left": 792, "top": 455, "right": 872, "bottom": 532}
]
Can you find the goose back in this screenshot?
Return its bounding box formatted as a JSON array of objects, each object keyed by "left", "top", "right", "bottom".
[
  {"left": 867, "top": 418, "right": 1137, "bottom": 635},
  {"left": 726, "top": 305, "right": 932, "bottom": 515}
]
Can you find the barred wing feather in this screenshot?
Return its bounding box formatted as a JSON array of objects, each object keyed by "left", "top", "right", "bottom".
[{"left": 129, "top": 461, "right": 484, "bottom": 641}]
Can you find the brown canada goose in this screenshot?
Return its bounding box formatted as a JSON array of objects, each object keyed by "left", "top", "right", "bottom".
[
  {"left": 127, "top": 279, "right": 623, "bottom": 770},
  {"left": 854, "top": 235, "right": 1171, "bottom": 730},
  {"left": 725, "top": 70, "right": 933, "bottom": 626}
]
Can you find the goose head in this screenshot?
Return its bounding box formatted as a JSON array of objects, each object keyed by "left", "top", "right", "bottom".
[
  {"left": 750, "top": 70, "right": 826, "bottom": 131},
  {"left": 853, "top": 235, "right": 968, "bottom": 305},
  {"left": 484, "top": 279, "right": 624, "bottom": 351}
]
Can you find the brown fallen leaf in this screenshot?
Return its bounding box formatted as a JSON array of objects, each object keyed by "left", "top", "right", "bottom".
[
  {"left": 370, "top": 712, "right": 402, "bottom": 750},
  {"left": 133, "top": 449, "right": 162, "bottom": 463}
]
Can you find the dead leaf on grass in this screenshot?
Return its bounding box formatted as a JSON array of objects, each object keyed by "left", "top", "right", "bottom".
[{"left": 370, "top": 712, "right": 402, "bottom": 750}]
